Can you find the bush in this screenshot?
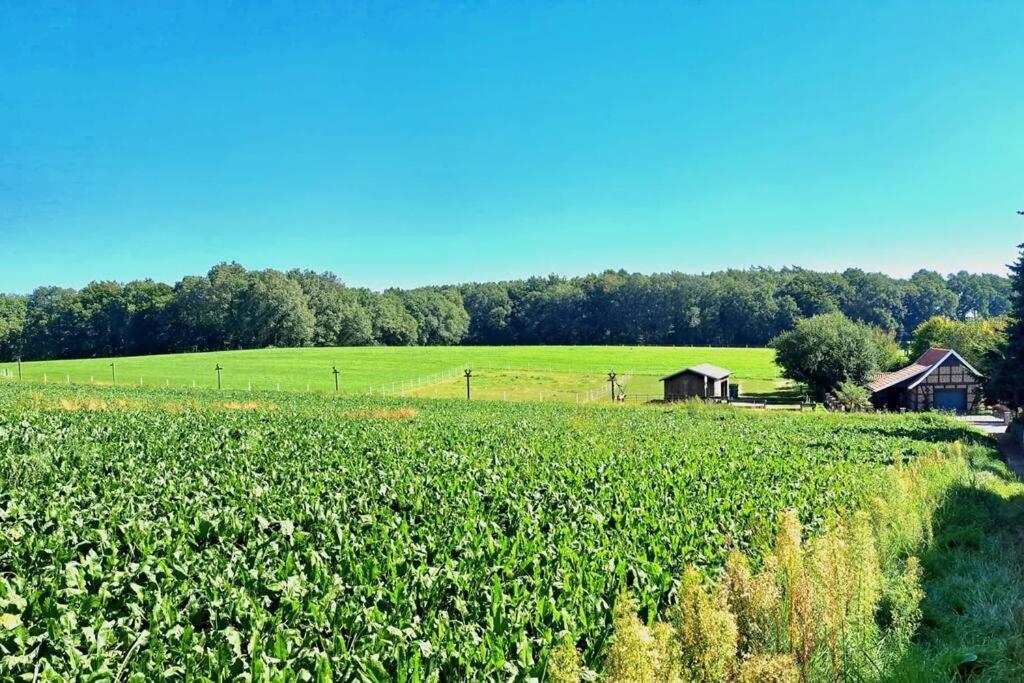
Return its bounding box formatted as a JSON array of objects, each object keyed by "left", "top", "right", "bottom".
[
  {"left": 770, "top": 313, "right": 886, "bottom": 399},
  {"left": 834, "top": 380, "right": 872, "bottom": 411},
  {"left": 910, "top": 316, "right": 1006, "bottom": 369}
]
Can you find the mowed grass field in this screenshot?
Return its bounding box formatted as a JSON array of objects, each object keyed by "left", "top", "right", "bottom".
[{"left": 0, "top": 345, "right": 785, "bottom": 400}]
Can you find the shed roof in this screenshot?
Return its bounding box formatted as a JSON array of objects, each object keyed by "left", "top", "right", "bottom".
[
  {"left": 660, "top": 363, "right": 733, "bottom": 382},
  {"left": 868, "top": 348, "right": 981, "bottom": 393}
]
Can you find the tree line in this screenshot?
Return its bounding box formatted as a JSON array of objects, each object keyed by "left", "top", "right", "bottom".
[{"left": 0, "top": 263, "right": 1010, "bottom": 361}]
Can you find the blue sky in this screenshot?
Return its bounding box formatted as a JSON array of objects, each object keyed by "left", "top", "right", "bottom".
[{"left": 1, "top": 1, "right": 1022, "bottom": 293}]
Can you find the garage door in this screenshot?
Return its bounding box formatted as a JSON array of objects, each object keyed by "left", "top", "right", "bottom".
[{"left": 933, "top": 389, "right": 967, "bottom": 413}]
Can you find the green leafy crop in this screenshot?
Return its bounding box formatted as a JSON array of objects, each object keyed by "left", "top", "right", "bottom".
[{"left": 0, "top": 385, "right": 978, "bottom": 680}]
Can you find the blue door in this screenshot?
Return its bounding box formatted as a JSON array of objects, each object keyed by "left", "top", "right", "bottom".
[{"left": 933, "top": 389, "right": 967, "bottom": 412}]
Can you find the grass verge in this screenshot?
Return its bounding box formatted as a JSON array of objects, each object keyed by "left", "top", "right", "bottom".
[{"left": 548, "top": 440, "right": 1024, "bottom": 682}]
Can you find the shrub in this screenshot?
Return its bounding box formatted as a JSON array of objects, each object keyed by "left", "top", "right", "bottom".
[
  {"left": 547, "top": 636, "right": 584, "bottom": 683},
  {"left": 770, "top": 313, "right": 887, "bottom": 399},
  {"left": 834, "top": 380, "right": 872, "bottom": 410},
  {"left": 600, "top": 447, "right": 974, "bottom": 681}
]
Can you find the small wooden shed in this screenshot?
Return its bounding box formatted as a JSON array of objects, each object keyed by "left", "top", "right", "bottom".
[
  {"left": 660, "top": 364, "right": 732, "bottom": 401},
  {"left": 868, "top": 348, "right": 981, "bottom": 413}
]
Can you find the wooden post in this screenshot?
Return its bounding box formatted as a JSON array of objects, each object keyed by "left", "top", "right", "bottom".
[
  {"left": 608, "top": 371, "right": 617, "bottom": 401},
  {"left": 110, "top": 362, "right": 116, "bottom": 386},
  {"left": 215, "top": 364, "right": 223, "bottom": 391},
  {"left": 464, "top": 368, "right": 473, "bottom": 400},
  {"left": 332, "top": 366, "right": 340, "bottom": 393}
]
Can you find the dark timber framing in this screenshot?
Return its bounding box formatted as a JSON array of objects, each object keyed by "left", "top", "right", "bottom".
[{"left": 868, "top": 348, "right": 981, "bottom": 413}]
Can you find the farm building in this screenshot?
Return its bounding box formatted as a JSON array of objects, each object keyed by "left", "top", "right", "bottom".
[
  {"left": 868, "top": 348, "right": 981, "bottom": 413},
  {"left": 661, "top": 364, "right": 732, "bottom": 401}
]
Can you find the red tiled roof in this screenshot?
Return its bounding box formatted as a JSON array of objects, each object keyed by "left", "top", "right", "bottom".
[
  {"left": 868, "top": 364, "right": 931, "bottom": 392},
  {"left": 913, "top": 347, "right": 951, "bottom": 367},
  {"left": 868, "top": 347, "right": 979, "bottom": 393}
]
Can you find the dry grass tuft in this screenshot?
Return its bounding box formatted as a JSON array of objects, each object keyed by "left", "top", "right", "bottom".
[
  {"left": 547, "top": 636, "right": 584, "bottom": 683},
  {"left": 669, "top": 566, "right": 737, "bottom": 681},
  {"left": 341, "top": 406, "right": 419, "bottom": 421},
  {"left": 602, "top": 448, "right": 964, "bottom": 683},
  {"left": 603, "top": 591, "right": 661, "bottom": 682},
  {"left": 211, "top": 400, "right": 277, "bottom": 412}
]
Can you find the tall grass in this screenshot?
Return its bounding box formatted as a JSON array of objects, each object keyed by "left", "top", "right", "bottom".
[{"left": 550, "top": 443, "right": 1004, "bottom": 682}]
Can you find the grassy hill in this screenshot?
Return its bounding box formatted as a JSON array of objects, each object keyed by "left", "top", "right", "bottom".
[{"left": 1, "top": 345, "right": 785, "bottom": 400}]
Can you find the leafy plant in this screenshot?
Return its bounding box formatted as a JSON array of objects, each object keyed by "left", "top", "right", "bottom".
[
  {"left": 0, "top": 383, "right": 983, "bottom": 679},
  {"left": 833, "top": 380, "right": 872, "bottom": 411}
]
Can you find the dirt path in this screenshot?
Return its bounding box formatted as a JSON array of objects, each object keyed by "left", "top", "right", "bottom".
[
  {"left": 995, "top": 430, "right": 1024, "bottom": 479},
  {"left": 955, "top": 415, "right": 1024, "bottom": 479}
]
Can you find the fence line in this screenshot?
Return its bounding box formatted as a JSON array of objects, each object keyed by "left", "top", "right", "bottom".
[{"left": 377, "top": 366, "right": 464, "bottom": 397}]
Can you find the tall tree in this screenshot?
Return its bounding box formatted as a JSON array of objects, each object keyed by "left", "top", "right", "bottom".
[
  {"left": 21, "top": 287, "right": 84, "bottom": 360},
  {"left": 984, "top": 244, "right": 1024, "bottom": 409},
  {"left": 77, "top": 281, "right": 128, "bottom": 357},
  {"left": 901, "top": 270, "right": 959, "bottom": 334},
  {"left": 461, "top": 282, "right": 513, "bottom": 344},
  {"left": 910, "top": 316, "right": 1006, "bottom": 370},
  {"left": 2, "top": 262, "right": 1013, "bottom": 358},
  {"left": 839, "top": 269, "right": 905, "bottom": 334},
  {"left": 364, "top": 291, "right": 419, "bottom": 346},
  {"left": 122, "top": 279, "right": 175, "bottom": 355},
  {"left": 0, "top": 294, "right": 27, "bottom": 361},
  {"left": 780, "top": 269, "right": 850, "bottom": 317},
  {"left": 288, "top": 270, "right": 373, "bottom": 346},
  {"left": 168, "top": 276, "right": 220, "bottom": 352},
  {"left": 399, "top": 287, "right": 470, "bottom": 345},
  {"left": 237, "top": 270, "right": 315, "bottom": 348},
  {"left": 947, "top": 271, "right": 1011, "bottom": 319}
]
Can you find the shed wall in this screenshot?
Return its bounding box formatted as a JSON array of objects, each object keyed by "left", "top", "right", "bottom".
[{"left": 663, "top": 373, "right": 729, "bottom": 401}]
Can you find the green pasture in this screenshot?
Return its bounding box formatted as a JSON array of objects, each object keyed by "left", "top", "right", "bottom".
[{"left": 0, "top": 345, "right": 785, "bottom": 400}]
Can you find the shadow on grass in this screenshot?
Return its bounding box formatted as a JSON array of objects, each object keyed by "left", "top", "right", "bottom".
[
  {"left": 888, "top": 468, "right": 1024, "bottom": 681},
  {"left": 840, "top": 421, "right": 995, "bottom": 450},
  {"left": 739, "top": 386, "right": 807, "bottom": 401}
]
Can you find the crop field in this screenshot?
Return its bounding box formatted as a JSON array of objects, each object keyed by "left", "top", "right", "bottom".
[
  {"left": 0, "top": 382, "right": 980, "bottom": 680},
  {"left": 0, "top": 345, "right": 786, "bottom": 401}
]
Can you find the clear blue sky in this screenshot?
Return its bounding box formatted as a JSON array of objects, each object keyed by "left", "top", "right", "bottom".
[{"left": 2, "top": 1, "right": 1022, "bottom": 294}]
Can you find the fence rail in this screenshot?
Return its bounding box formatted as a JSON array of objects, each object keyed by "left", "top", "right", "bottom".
[{"left": 377, "top": 367, "right": 464, "bottom": 396}]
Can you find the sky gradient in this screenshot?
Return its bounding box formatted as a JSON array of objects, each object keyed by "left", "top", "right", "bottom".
[{"left": 2, "top": 1, "right": 1023, "bottom": 294}]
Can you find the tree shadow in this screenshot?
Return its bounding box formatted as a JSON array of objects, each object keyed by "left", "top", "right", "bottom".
[
  {"left": 888, "top": 471, "right": 1024, "bottom": 681},
  {"left": 838, "top": 420, "right": 994, "bottom": 450}
]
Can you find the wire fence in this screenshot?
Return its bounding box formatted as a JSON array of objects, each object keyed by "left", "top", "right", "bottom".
[
  {"left": 0, "top": 362, "right": 679, "bottom": 406},
  {"left": 376, "top": 367, "right": 464, "bottom": 396}
]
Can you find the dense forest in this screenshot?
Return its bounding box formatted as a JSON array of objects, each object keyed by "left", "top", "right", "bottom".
[{"left": 0, "top": 263, "right": 1010, "bottom": 361}]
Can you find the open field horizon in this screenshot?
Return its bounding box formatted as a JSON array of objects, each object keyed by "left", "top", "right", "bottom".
[{"left": 1, "top": 345, "right": 785, "bottom": 401}]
